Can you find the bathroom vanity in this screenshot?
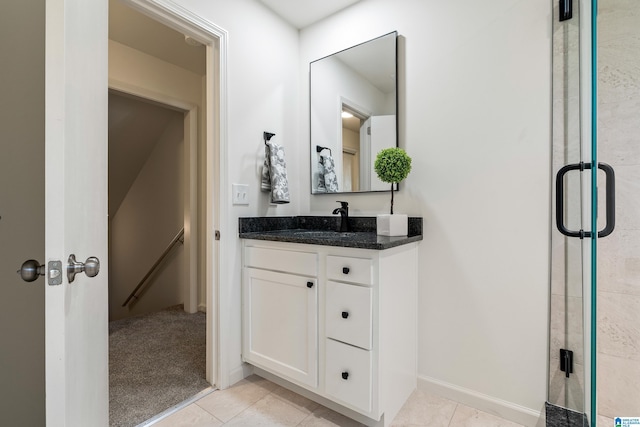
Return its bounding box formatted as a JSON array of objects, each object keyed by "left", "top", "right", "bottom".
[{"left": 239, "top": 217, "right": 422, "bottom": 426}]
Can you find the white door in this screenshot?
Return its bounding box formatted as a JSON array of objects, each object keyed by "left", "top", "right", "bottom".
[{"left": 45, "top": 0, "right": 109, "bottom": 425}]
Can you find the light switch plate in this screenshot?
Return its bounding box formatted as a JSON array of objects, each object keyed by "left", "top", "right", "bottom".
[{"left": 232, "top": 184, "right": 249, "bottom": 205}]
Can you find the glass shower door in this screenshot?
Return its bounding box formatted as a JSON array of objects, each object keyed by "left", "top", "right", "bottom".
[
  {"left": 549, "top": 0, "right": 597, "bottom": 425},
  {"left": 551, "top": 1, "right": 623, "bottom": 425}
]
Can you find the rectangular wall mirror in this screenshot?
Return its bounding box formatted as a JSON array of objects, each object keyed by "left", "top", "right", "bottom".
[{"left": 310, "top": 31, "right": 398, "bottom": 194}]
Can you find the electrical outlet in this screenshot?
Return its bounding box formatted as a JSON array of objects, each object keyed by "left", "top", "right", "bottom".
[{"left": 232, "top": 184, "right": 249, "bottom": 205}]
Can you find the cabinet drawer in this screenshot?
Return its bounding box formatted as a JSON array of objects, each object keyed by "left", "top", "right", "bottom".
[
  {"left": 326, "top": 281, "right": 372, "bottom": 350},
  {"left": 245, "top": 246, "right": 317, "bottom": 277},
  {"left": 325, "top": 339, "right": 372, "bottom": 413},
  {"left": 326, "top": 255, "right": 372, "bottom": 285}
]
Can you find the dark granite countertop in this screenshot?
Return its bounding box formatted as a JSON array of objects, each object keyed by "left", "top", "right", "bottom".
[{"left": 239, "top": 216, "right": 422, "bottom": 250}]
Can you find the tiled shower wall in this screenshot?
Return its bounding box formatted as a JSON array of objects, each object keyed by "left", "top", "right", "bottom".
[{"left": 596, "top": 0, "right": 640, "bottom": 421}]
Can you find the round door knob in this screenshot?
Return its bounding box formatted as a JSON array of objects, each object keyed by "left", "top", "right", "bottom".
[
  {"left": 341, "top": 371, "right": 349, "bottom": 380},
  {"left": 341, "top": 311, "right": 349, "bottom": 319},
  {"left": 307, "top": 281, "right": 314, "bottom": 288},
  {"left": 342, "top": 267, "right": 350, "bottom": 274},
  {"left": 67, "top": 254, "right": 100, "bottom": 283},
  {"left": 17, "top": 259, "right": 45, "bottom": 282},
  {"left": 83, "top": 257, "right": 100, "bottom": 278}
]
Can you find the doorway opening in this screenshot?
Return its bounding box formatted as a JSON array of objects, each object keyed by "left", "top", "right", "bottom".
[
  {"left": 341, "top": 105, "right": 366, "bottom": 192},
  {"left": 108, "top": 91, "right": 195, "bottom": 319},
  {"left": 107, "top": 0, "right": 215, "bottom": 424}
]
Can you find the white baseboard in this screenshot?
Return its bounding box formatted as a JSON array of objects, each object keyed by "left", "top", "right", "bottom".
[
  {"left": 417, "top": 375, "right": 544, "bottom": 427},
  {"left": 228, "top": 363, "right": 254, "bottom": 387}
]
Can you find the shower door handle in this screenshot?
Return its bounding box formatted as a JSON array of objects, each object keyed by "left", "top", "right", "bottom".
[
  {"left": 555, "top": 162, "right": 615, "bottom": 238},
  {"left": 596, "top": 162, "right": 615, "bottom": 238}
]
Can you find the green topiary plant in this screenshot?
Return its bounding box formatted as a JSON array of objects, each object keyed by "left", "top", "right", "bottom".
[{"left": 374, "top": 147, "right": 412, "bottom": 214}]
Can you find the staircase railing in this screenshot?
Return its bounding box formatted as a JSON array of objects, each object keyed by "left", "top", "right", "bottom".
[{"left": 121, "top": 228, "right": 185, "bottom": 307}]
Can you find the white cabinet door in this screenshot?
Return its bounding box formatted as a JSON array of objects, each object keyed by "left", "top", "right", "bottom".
[{"left": 243, "top": 268, "right": 318, "bottom": 387}]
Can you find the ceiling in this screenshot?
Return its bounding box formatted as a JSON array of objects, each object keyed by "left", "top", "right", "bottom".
[
  {"left": 109, "top": 0, "right": 205, "bottom": 75},
  {"left": 258, "top": 0, "right": 363, "bottom": 29}
]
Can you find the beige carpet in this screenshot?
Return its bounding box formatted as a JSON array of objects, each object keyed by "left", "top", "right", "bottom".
[{"left": 109, "top": 305, "right": 209, "bottom": 427}]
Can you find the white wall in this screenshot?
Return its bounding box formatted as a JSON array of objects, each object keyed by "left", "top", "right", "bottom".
[
  {"left": 171, "top": 0, "right": 301, "bottom": 383},
  {"left": 0, "top": 1, "right": 45, "bottom": 424},
  {"left": 109, "top": 112, "right": 185, "bottom": 320},
  {"left": 144, "top": 1, "right": 550, "bottom": 421},
  {"left": 109, "top": 40, "right": 203, "bottom": 103},
  {"left": 300, "top": 0, "right": 551, "bottom": 423}
]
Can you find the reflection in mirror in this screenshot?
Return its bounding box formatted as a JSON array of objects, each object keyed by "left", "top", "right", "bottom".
[
  {"left": 341, "top": 107, "right": 362, "bottom": 191},
  {"left": 311, "top": 31, "right": 397, "bottom": 194}
]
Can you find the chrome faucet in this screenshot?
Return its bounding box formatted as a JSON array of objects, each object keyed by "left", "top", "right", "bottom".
[{"left": 332, "top": 201, "right": 349, "bottom": 232}]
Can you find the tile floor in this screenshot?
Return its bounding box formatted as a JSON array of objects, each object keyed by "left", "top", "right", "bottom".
[{"left": 151, "top": 375, "right": 526, "bottom": 427}]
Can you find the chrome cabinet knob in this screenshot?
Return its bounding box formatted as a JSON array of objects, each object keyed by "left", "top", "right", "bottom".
[
  {"left": 17, "top": 259, "right": 45, "bottom": 282},
  {"left": 67, "top": 254, "right": 100, "bottom": 283}
]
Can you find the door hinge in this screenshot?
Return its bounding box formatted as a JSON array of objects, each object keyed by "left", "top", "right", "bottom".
[
  {"left": 367, "top": 126, "right": 371, "bottom": 135},
  {"left": 559, "top": 0, "right": 572, "bottom": 21},
  {"left": 560, "top": 349, "right": 573, "bottom": 378},
  {"left": 215, "top": 230, "right": 220, "bottom": 241}
]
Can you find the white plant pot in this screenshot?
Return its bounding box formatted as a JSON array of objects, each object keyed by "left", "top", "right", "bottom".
[{"left": 376, "top": 214, "right": 408, "bottom": 236}]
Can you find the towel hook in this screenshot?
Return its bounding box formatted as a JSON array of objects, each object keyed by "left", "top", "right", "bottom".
[
  {"left": 316, "top": 145, "right": 332, "bottom": 156},
  {"left": 264, "top": 132, "right": 275, "bottom": 145}
]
